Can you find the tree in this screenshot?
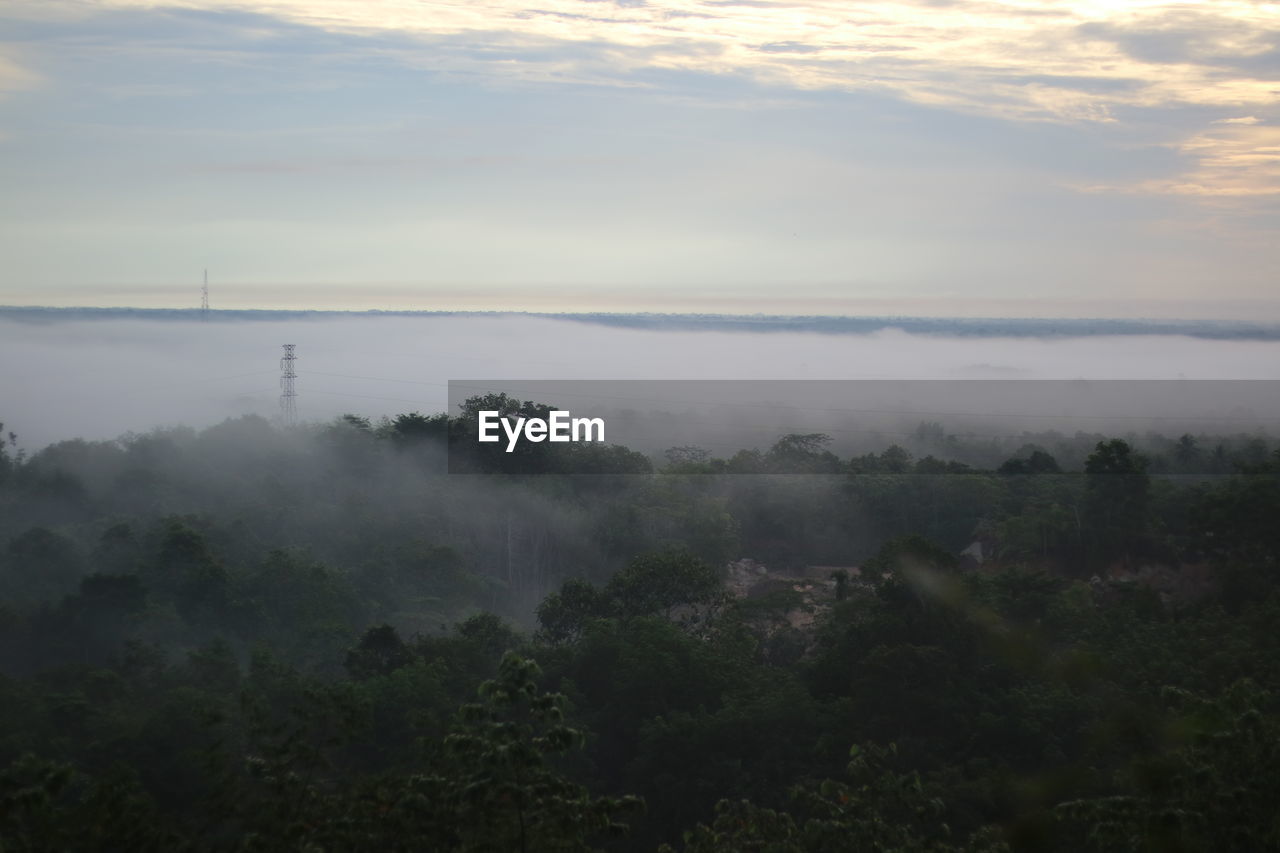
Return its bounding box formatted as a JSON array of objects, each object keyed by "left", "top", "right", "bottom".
[
  {"left": 449, "top": 394, "right": 562, "bottom": 474},
  {"left": 346, "top": 624, "right": 414, "bottom": 680},
  {"left": 998, "top": 449, "right": 1061, "bottom": 475},
  {"left": 1056, "top": 681, "right": 1280, "bottom": 853},
  {"left": 389, "top": 411, "right": 449, "bottom": 446},
  {"left": 565, "top": 442, "right": 653, "bottom": 475},
  {"left": 145, "top": 519, "right": 230, "bottom": 628},
  {"left": 669, "top": 743, "right": 1003, "bottom": 852},
  {"left": 2, "top": 526, "right": 84, "bottom": 606},
  {"left": 1083, "top": 439, "right": 1150, "bottom": 563},
  {"left": 605, "top": 551, "right": 724, "bottom": 626},
  {"left": 536, "top": 578, "right": 611, "bottom": 645},
  {"left": 0, "top": 754, "right": 178, "bottom": 851},
  {"left": 664, "top": 446, "right": 714, "bottom": 472},
  {"left": 766, "top": 434, "right": 841, "bottom": 474},
  {"left": 831, "top": 568, "right": 851, "bottom": 602},
  {"left": 880, "top": 445, "right": 913, "bottom": 474},
  {"left": 0, "top": 421, "right": 19, "bottom": 483},
  {"left": 851, "top": 445, "right": 914, "bottom": 474},
  {"left": 1173, "top": 433, "right": 1202, "bottom": 469},
  {"left": 444, "top": 652, "right": 641, "bottom": 852}
]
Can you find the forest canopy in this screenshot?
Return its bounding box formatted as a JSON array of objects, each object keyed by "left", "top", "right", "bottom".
[{"left": 1, "top": 404, "right": 1278, "bottom": 851}]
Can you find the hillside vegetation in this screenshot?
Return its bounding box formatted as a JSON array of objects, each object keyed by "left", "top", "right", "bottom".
[{"left": 1, "top": 406, "right": 1278, "bottom": 851}]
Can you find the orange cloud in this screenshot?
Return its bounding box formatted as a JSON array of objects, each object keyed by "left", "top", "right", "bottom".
[{"left": 1157, "top": 122, "right": 1280, "bottom": 197}]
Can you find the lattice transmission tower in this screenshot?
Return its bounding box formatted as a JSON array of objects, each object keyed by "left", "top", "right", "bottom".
[
  {"left": 279, "top": 344, "right": 298, "bottom": 427},
  {"left": 201, "top": 270, "right": 209, "bottom": 321}
]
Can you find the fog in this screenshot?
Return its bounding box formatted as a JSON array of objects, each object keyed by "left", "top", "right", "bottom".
[
  {"left": 3, "top": 313, "right": 1280, "bottom": 451},
  {"left": 448, "top": 379, "right": 1280, "bottom": 464},
  {"left": 4, "top": 311, "right": 1280, "bottom": 851}
]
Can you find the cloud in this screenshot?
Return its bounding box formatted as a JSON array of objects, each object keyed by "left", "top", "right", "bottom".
[
  {"left": 1085, "top": 122, "right": 1280, "bottom": 200},
  {"left": 43, "top": 0, "right": 1273, "bottom": 199},
  {"left": 11, "top": 1, "right": 1280, "bottom": 200},
  {"left": 1158, "top": 122, "right": 1280, "bottom": 198},
  {"left": 67, "top": 0, "right": 1276, "bottom": 120},
  {"left": 0, "top": 49, "right": 40, "bottom": 97}
]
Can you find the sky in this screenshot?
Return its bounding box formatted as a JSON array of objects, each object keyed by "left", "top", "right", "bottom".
[{"left": 1, "top": 0, "right": 1278, "bottom": 317}]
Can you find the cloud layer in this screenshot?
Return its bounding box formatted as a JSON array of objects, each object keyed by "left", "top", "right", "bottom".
[
  {"left": 19, "top": 0, "right": 1268, "bottom": 199},
  {"left": 68, "top": 1, "right": 1270, "bottom": 114}
]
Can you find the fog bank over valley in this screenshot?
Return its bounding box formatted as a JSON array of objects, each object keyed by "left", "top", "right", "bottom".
[{"left": 3, "top": 312, "right": 1280, "bottom": 451}]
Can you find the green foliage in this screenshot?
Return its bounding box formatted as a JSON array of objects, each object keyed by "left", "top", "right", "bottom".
[
  {"left": 0, "top": 754, "right": 180, "bottom": 852},
  {"left": 1084, "top": 439, "right": 1151, "bottom": 562},
  {"left": 387, "top": 411, "right": 449, "bottom": 446},
  {"left": 537, "top": 549, "right": 726, "bottom": 646},
  {"left": 2, "top": 411, "right": 1280, "bottom": 852},
  {"left": 765, "top": 434, "right": 843, "bottom": 474},
  {"left": 0, "top": 422, "right": 19, "bottom": 484},
  {"left": 606, "top": 550, "right": 724, "bottom": 621},
  {"left": 345, "top": 624, "right": 413, "bottom": 680},
  {"left": 537, "top": 578, "right": 611, "bottom": 645},
  {"left": 1056, "top": 681, "right": 1280, "bottom": 852},
  {"left": 443, "top": 652, "right": 642, "bottom": 852},
  {"left": 831, "top": 568, "right": 850, "bottom": 601},
  {"left": 998, "top": 450, "right": 1062, "bottom": 476},
  {"left": 1, "top": 527, "right": 85, "bottom": 606},
  {"left": 670, "top": 743, "right": 1010, "bottom": 853}
]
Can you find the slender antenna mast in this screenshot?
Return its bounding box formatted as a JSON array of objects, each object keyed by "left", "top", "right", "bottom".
[
  {"left": 279, "top": 344, "right": 297, "bottom": 427},
  {"left": 201, "top": 269, "right": 209, "bottom": 321}
]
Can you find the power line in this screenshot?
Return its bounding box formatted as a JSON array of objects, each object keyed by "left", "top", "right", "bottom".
[
  {"left": 306, "top": 388, "right": 438, "bottom": 406},
  {"left": 308, "top": 370, "right": 446, "bottom": 388},
  {"left": 148, "top": 369, "right": 279, "bottom": 392}
]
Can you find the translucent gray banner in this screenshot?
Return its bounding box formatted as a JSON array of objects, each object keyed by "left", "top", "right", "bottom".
[{"left": 445, "top": 380, "right": 1279, "bottom": 475}]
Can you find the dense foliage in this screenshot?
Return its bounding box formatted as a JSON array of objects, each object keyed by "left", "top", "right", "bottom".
[{"left": 1, "top": 406, "right": 1278, "bottom": 851}]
